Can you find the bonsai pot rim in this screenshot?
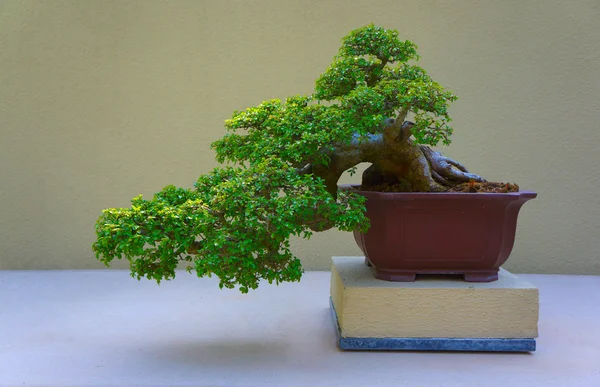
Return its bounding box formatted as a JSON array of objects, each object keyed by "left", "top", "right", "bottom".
[{"left": 340, "top": 184, "right": 537, "bottom": 200}]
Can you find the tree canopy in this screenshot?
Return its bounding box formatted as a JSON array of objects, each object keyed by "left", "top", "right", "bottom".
[{"left": 93, "top": 25, "right": 460, "bottom": 292}]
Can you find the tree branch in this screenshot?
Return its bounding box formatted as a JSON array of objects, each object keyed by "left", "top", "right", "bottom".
[{"left": 383, "top": 106, "right": 411, "bottom": 143}]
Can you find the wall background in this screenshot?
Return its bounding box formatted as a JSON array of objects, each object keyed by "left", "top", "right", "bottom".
[{"left": 1, "top": 0, "right": 599, "bottom": 274}]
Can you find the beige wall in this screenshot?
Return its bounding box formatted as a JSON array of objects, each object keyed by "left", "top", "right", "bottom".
[{"left": 1, "top": 0, "right": 599, "bottom": 274}]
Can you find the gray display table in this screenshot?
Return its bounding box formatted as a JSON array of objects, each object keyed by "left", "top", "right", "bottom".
[{"left": 1, "top": 269, "right": 599, "bottom": 386}]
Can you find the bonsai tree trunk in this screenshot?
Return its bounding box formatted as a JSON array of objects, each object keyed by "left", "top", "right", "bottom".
[{"left": 312, "top": 116, "right": 485, "bottom": 198}]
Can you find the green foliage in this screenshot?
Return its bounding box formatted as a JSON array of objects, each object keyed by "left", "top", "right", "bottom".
[
  {"left": 214, "top": 96, "right": 351, "bottom": 168},
  {"left": 93, "top": 24, "right": 457, "bottom": 291},
  {"left": 338, "top": 24, "right": 419, "bottom": 62},
  {"left": 94, "top": 158, "right": 368, "bottom": 292},
  {"left": 314, "top": 24, "right": 457, "bottom": 146}
]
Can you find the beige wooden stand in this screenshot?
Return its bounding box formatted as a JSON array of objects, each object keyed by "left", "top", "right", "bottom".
[{"left": 330, "top": 257, "right": 539, "bottom": 351}]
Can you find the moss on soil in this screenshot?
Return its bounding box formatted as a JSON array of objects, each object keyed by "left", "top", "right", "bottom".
[{"left": 360, "top": 181, "right": 520, "bottom": 193}]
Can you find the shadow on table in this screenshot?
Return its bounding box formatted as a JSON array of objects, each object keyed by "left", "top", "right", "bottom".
[
  {"left": 133, "top": 307, "right": 339, "bottom": 370},
  {"left": 155, "top": 339, "right": 291, "bottom": 366}
]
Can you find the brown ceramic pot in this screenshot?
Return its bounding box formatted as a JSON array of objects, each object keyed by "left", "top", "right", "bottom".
[{"left": 349, "top": 186, "right": 537, "bottom": 282}]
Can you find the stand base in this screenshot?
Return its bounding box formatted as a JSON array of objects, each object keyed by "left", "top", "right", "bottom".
[
  {"left": 331, "top": 257, "right": 539, "bottom": 352},
  {"left": 330, "top": 299, "right": 535, "bottom": 352}
]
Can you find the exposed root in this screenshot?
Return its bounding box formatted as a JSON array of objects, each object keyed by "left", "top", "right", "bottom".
[
  {"left": 420, "top": 146, "right": 485, "bottom": 185},
  {"left": 431, "top": 169, "right": 451, "bottom": 186}
]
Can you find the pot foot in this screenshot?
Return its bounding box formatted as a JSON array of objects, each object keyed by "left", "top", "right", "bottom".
[
  {"left": 375, "top": 271, "right": 417, "bottom": 282},
  {"left": 463, "top": 272, "right": 499, "bottom": 282}
]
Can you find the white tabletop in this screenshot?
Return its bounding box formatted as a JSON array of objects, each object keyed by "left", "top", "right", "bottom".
[{"left": 1, "top": 270, "right": 599, "bottom": 387}]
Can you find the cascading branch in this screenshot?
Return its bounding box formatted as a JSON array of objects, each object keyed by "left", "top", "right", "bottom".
[{"left": 93, "top": 24, "right": 484, "bottom": 292}]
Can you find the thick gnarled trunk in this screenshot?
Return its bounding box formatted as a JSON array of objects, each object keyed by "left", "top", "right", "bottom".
[{"left": 311, "top": 119, "right": 485, "bottom": 197}]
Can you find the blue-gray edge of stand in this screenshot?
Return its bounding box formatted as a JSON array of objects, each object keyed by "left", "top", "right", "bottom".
[{"left": 330, "top": 298, "right": 536, "bottom": 352}]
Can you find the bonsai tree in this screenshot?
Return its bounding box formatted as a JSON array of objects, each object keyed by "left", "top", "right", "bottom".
[{"left": 93, "top": 25, "right": 490, "bottom": 292}]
